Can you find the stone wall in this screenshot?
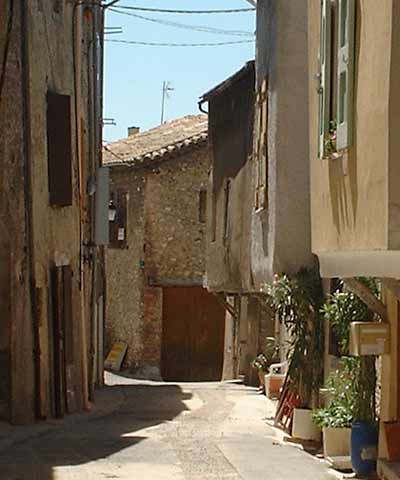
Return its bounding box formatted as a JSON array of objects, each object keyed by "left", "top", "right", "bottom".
[{"left": 106, "top": 146, "right": 208, "bottom": 374}]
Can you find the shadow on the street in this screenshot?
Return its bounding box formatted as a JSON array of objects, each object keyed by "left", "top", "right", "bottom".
[{"left": 0, "top": 382, "right": 191, "bottom": 480}]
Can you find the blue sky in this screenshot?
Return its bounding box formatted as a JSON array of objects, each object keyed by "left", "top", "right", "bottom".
[{"left": 103, "top": 1, "right": 256, "bottom": 142}]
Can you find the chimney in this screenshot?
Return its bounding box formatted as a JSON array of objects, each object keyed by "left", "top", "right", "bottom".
[{"left": 128, "top": 126, "right": 140, "bottom": 137}]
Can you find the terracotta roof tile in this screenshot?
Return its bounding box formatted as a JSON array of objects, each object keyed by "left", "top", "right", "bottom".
[{"left": 103, "top": 114, "right": 208, "bottom": 167}]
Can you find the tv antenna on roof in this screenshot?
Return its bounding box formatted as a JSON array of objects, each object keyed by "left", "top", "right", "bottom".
[{"left": 160, "top": 80, "right": 174, "bottom": 124}]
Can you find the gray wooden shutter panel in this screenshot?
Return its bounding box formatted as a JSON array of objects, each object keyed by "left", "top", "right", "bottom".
[
  {"left": 336, "top": 0, "right": 355, "bottom": 151},
  {"left": 319, "top": 0, "right": 332, "bottom": 159}
]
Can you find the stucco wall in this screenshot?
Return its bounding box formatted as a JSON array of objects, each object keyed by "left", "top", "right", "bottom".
[
  {"left": 205, "top": 67, "right": 255, "bottom": 293},
  {"left": 252, "top": 0, "right": 313, "bottom": 286},
  {"left": 309, "top": 0, "right": 393, "bottom": 254},
  {"left": 106, "top": 147, "right": 208, "bottom": 372}
]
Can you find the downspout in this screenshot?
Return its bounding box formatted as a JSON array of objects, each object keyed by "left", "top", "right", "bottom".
[{"left": 73, "top": 1, "right": 90, "bottom": 411}]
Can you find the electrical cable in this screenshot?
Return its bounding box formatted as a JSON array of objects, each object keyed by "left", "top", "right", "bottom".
[
  {"left": 112, "top": 5, "right": 255, "bottom": 14},
  {"left": 105, "top": 39, "right": 254, "bottom": 47},
  {"left": 109, "top": 7, "right": 254, "bottom": 36},
  {"left": 0, "top": 0, "right": 14, "bottom": 108}
]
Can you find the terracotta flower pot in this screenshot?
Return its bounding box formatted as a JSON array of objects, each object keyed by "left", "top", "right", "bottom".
[{"left": 383, "top": 421, "right": 400, "bottom": 461}]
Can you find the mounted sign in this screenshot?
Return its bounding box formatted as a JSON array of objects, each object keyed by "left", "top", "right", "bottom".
[{"left": 349, "top": 322, "right": 390, "bottom": 356}]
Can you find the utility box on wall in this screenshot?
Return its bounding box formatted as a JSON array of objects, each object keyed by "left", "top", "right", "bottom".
[{"left": 349, "top": 322, "right": 390, "bottom": 356}]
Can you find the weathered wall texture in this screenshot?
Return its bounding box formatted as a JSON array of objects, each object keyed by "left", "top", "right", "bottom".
[
  {"left": 106, "top": 170, "right": 146, "bottom": 370},
  {"left": 251, "top": 0, "right": 313, "bottom": 286},
  {"left": 0, "top": 0, "right": 35, "bottom": 423},
  {"left": 145, "top": 149, "right": 208, "bottom": 282},
  {"left": 0, "top": 1, "right": 103, "bottom": 423},
  {"left": 205, "top": 65, "right": 255, "bottom": 293},
  {"left": 309, "top": 0, "right": 395, "bottom": 255},
  {"left": 106, "top": 147, "right": 208, "bottom": 373}
]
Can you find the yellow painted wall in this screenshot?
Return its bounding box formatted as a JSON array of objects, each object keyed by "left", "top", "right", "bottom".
[{"left": 309, "top": 0, "right": 394, "bottom": 253}]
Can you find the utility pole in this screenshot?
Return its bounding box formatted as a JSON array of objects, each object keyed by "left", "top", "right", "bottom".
[{"left": 160, "top": 80, "right": 174, "bottom": 124}]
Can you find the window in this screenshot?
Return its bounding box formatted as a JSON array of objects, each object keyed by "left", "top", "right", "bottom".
[
  {"left": 254, "top": 78, "right": 267, "bottom": 210},
  {"left": 46, "top": 91, "right": 73, "bottom": 207},
  {"left": 109, "top": 189, "right": 128, "bottom": 249},
  {"left": 199, "top": 189, "right": 207, "bottom": 224},
  {"left": 223, "top": 179, "right": 230, "bottom": 242},
  {"left": 318, "top": 0, "right": 355, "bottom": 159}
]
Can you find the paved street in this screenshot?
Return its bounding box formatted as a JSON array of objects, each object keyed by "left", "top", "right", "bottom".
[{"left": 0, "top": 373, "right": 337, "bottom": 480}]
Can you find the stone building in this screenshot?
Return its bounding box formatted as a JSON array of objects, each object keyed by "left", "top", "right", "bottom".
[
  {"left": 104, "top": 115, "right": 226, "bottom": 381},
  {"left": 199, "top": 0, "right": 313, "bottom": 384},
  {"left": 0, "top": 1, "right": 106, "bottom": 424}
]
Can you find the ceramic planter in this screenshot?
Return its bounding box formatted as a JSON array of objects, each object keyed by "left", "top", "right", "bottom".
[
  {"left": 322, "top": 426, "right": 351, "bottom": 458},
  {"left": 292, "top": 408, "right": 321, "bottom": 441}
]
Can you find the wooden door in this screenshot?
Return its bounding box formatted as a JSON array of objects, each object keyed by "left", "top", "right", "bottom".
[
  {"left": 51, "top": 265, "right": 75, "bottom": 418},
  {"left": 161, "top": 287, "right": 225, "bottom": 381}
]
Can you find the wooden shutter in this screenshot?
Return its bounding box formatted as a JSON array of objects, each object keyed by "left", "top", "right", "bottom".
[
  {"left": 47, "top": 91, "right": 73, "bottom": 207},
  {"left": 223, "top": 179, "right": 230, "bottom": 242},
  {"left": 254, "top": 78, "right": 267, "bottom": 209},
  {"left": 336, "top": 0, "right": 355, "bottom": 151},
  {"left": 319, "top": 0, "right": 332, "bottom": 159},
  {"left": 95, "top": 167, "right": 110, "bottom": 246}
]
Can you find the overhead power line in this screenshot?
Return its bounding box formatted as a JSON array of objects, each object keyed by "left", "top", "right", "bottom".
[
  {"left": 113, "top": 5, "right": 255, "bottom": 14},
  {"left": 106, "top": 39, "right": 254, "bottom": 47},
  {"left": 109, "top": 7, "right": 254, "bottom": 36}
]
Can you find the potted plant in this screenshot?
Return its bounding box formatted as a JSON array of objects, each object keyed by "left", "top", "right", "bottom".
[
  {"left": 312, "top": 357, "right": 355, "bottom": 458},
  {"left": 322, "top": 279, "right": 379, "bottom": 476},
  {"left": 251, "top": 353, "right": 269, "bottom": 392},
  {"left": 265, "top": 268, "right": 325, "bottom": 439}
]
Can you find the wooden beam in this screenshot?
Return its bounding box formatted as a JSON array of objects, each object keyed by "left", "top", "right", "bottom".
[
  {"left": 342, "top": 278, "right": 387, "bottom": 321},
  {"left": 381, "top": 278, "right": 400, "bottom": 300},
  {"left": 213, "top": 293, "right": 239, "bottom": 319}
]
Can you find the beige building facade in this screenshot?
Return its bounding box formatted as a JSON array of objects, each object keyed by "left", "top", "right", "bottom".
[
  {"left": 0, "top": 1, "right": 105, "bottom": 424},
  {"left": 308, "top": 1, "right": 400, "bottom": 476}
]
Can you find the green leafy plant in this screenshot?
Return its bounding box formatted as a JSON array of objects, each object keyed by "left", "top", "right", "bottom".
[
  {"left": 319, "top": 278, "right": 379, "bottom": 426},
  {"left": 312, "top": 357, "right": 358, "bottom": 428},
  {"left": 324, "top": 120, "right": 337, "bottom": 157},
  {"left": 251, "top": 353, "right": 269, "bottom": 372},
  {"left": 264, "top": 267, "right": 325, "bottom": 407}
]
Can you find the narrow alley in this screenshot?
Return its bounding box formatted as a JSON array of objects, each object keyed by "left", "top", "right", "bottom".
[{"left": 0, "top": 373, "right": 336, "bottom": 480}]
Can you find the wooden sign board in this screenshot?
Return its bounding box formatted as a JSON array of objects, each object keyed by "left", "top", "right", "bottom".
[{"left": 104, "top": 342, "right": 128, "bottom": 371}]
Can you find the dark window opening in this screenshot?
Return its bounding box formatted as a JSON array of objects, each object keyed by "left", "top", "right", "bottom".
[
  {"left": 199, "top": 189, "right": 207, "bottom": 224},
  {"left": 47, "top": 91, "right": 73, "bottom": 207}
]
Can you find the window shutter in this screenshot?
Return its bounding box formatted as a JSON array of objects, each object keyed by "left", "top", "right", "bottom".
[
  {"left": 47, "top": 91, "right": 73, "bottom": 206},
  {"left": 319, "top": 0, "right": 332, "bottom": 159},
  {"left": 336, "top": 0, "right": 355, "bottom": 151},
  {"left": 254, "top": 78, "right": 267, "bottom": 209},
  {"left": 95, "top": 167, "right": 110, "bottom": 246}
]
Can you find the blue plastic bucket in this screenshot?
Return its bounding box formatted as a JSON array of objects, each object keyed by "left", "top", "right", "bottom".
[{"left": 351, "top": 421, "right": 378, "bottom": 476}]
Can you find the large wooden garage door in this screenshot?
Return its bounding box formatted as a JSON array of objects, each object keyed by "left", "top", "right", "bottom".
[{"left": 161, "top": 287, "right": 225, "bottom": 381}]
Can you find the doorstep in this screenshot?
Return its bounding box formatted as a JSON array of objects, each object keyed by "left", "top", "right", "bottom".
[{"left": 378, "top": 459, "right": 400, "bottom": 480}]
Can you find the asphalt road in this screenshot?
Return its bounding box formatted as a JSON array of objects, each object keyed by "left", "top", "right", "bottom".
[{"left": 0, "top": 373, "right": 337, "bottom": 479}]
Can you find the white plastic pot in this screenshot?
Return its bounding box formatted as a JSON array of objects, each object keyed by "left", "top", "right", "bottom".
[
  {"left": 292, "top": 408, "right": 321, "bottom": 441},
  {"left": 323, "top": 426, "right": 351, "bottom": 458}
]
